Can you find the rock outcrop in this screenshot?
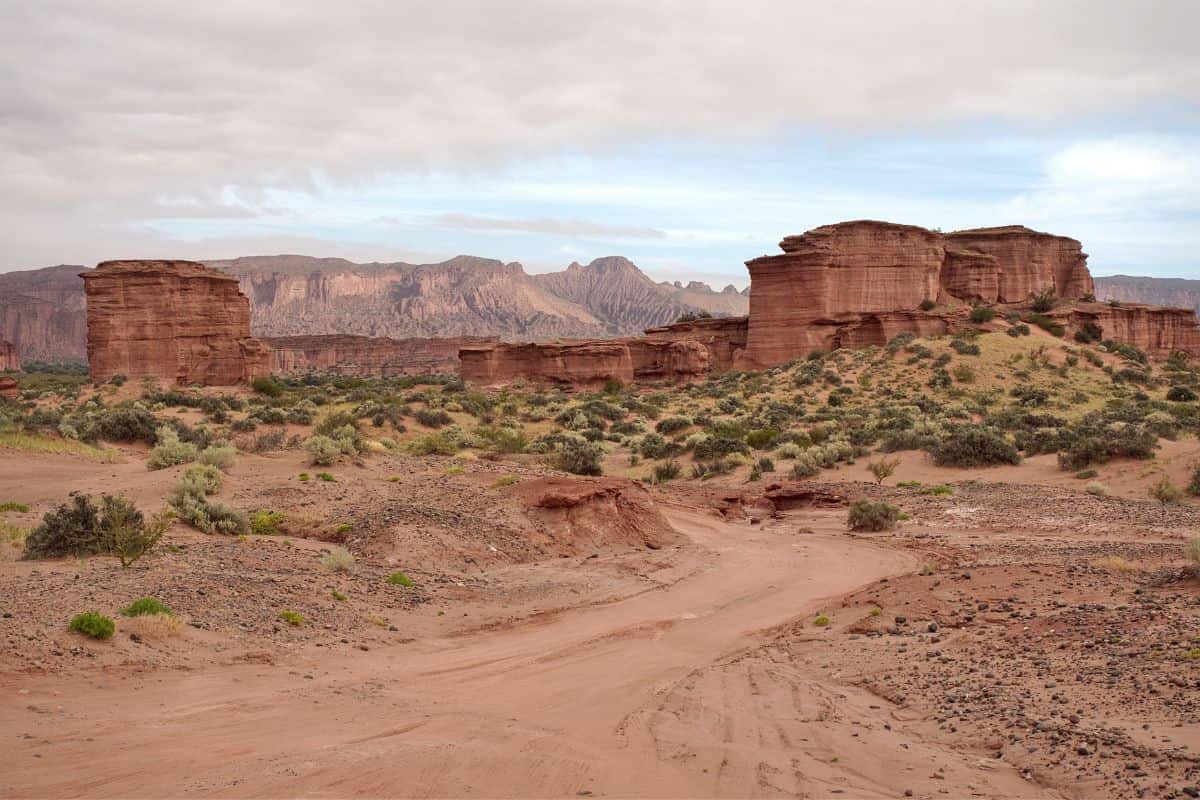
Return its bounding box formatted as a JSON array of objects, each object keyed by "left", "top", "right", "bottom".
[
  {"left": 0, "top": 376, "right": 17, "bottom": 399},
  {"left": 0, "top": 340, "right": 20, "bottom": 372},
  {"left": 0, "top": 265, "right": 88, "bottom": 362},
  {"left": 266, "top": 334, "right": 497, "bottom": 377},
  {"left": 516, "top": 477, "right": 681, "bottom": 551},
  {"left": 1059, "top": 302, "right": 1200, "bottom": 358},
  {"left": 740, "top": 221, "right": 1097, "bottom": 367},
  {"left": 460, "top": 316, "right": 748, "bottom": 389},
  {"left": 83, "top": 260, "right": 270, "bottom": 385}
]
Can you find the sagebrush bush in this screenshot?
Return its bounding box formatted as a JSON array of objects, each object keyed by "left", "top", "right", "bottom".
[
  {"left": 556, "top": 438, "right": 604, "bottom": 475},
  {"left": 147, "top": 426, "right": 198, "bottom": 470},
  {"left": 931, "top": 426, "right": 1020, "bottom": 468},
  {"left": 168, "top": 474, "right": 248, "bottom": 535},
  {"left": 69, "top": 611, "right": 115, "bottom": 639},
  {"left": 1188, "top": 463, "right": 1200, "bottom": 497},
  {"left": 197, "top": 444, "right": 237, "bottom": 472},
  {"left": 969, "top": 306, "right": 996, "bottom": 323},
  {"left": 320, "top": 547, "right": 355, "bottom": 572},
  {"left": 847, "top": 500, "right": 901, "bottom": 532},
  {"left": 250, "top": 509, "right": 284, "bottom": 536},
  {"left": 304, "top": 434, "right": 341, "bottom": 466},
  {"left": 25, "top": 493, "right": 167, "bottom": 566}
]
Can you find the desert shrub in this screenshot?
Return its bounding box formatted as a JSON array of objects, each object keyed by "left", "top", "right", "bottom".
[
  {"left": 880, "top": 430, "right": 939, "bottom": 453},
  {"left": 168, "top": 475, "right": 249, "bottom": 536},
  {"left": 556, "top": 438, "right": 604, "bottom": 476},
  {"left": 197, "top": 444, "right": 237, "bottom": 472},
  {"left": 146, "top": 426, "right": 199, "bottom": 470},
  {"left": 637, "top": 432, "right": 673, "bottom": 460},
  {"left": 278, "top": 610, "right": 305, "bottom": 626},
  {"left": 847, "top": 499, "right": 901, "bottom": 532},
  {"left": 1026, "top": 313, "right": 1065, "bottom": 337},
  {"left": 651, "top": 460, "right": 682, "bottom": 484},
  {"left": 320, "top": 547, "right": 355, "bottom": 572},
  {"left": 90, "top": 407, "right": 159, "bottom": 444},
  {"left": 1074, "top": 321, "right": 1104, "bottom": 344},
  {"left": 655, "top": 416, "right": 692, "bottom": 435},
  {"left": 406, "top": 429, "right": 465, "bottom": 456},
  {"left": 867, "top": 456, "right": 899, "bottom": 485},
  {"left": 745, "top": 428, "right": 780, "bottom": 450},
  {"left": 1188, "top": 536, "right": 1200, "bottom": 568},
  {"left": 969, "top": 306, "right": 997, "bottom": 324},
  {"left": 180, "top": 464, "right": 222, "bottom": 495},
  {"left": 950, "top": 339, "right": 980, "bottom": 356},
  {"left": 952, "top": 364, "right": 976, "bottom": 384},
  {"left": 1167, "top": 386, "right": 1198, "bottom": 402},
  {"left": 1030, "top": 290, "right": 1057, "bottom": 313},
  {"left": 792, "top": 453, "right": 820, "bottom": 478},
  {"left": 251, "top": 377, "right": 284, "bottom": 397},
  {"left": 1189, "top": 464, "right": 1200, "bottom": 497},
  {"left": 756, "top": 456, "right": 775, "bottom": 473},
  {"left": 492, "top": 475, "right": 521, "bottom": 488},
  {"left": 474, "top": 424, "right": 528, "bottom": 454},
  {"left": 1006, "top": 323, "right": 1031, "bottom": 337},
  {"left": 250, "top": 509, "right": 285, "bottom": 536},
  {"left": 69, "top": 611, "right": 115, "bottom": 639},
  {"left": 304, "top": 434, "right": 341, "bottom": 466},
  {"left": 812, "top": 614, "right": 830, "bottom": 627},
  {"left": 387, "top": 571, "right": 414, "bottom": 587},
  {"left": 23, "top": 494, "right": 100, "bottom": 558},
  {"left": 918, "top": 484, "right": 954, "bottom": 496},
  {"left": 121, "top": 597, "right": 172, "bottom": 617},
  {"left": 415, "top": 408, "right": 453, "bottom": 428},
  {"left": 931, "top": 426, "right": 1020, "bottom": 467},
  {"left": 1085, "top": 481, "right": 1108, "bottom": 496},
  {"left": 98, "top": 494, "right": 171, "bottom": 568},
  {"left": 919, "top": 299, "right": 936, "bottom": 311},
  {"left": 693, "top": 436, "right": 750, "bottom": 461},
  {"left": 1150, "top": 476, "right": 1183, "bottom": 506},
  {"left": 0, "top": 501, "right": 30, "bottom": 513}
]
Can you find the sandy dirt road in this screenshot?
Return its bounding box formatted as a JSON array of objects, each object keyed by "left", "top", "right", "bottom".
[{"left": 2, "top": 510, "right": 1058, "bottom": 799}]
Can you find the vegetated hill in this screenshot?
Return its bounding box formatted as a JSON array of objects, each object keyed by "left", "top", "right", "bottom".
[
  {"left": 1096, "top": 275, "right": 1200, "bottom": 315},
  {"left": 0, "top": 265, "right": 89, "bottom": 361}
]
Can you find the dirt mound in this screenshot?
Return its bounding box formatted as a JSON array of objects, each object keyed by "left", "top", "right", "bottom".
[{"left": 517, "top": 476, "right": 680, "bottom": 551}]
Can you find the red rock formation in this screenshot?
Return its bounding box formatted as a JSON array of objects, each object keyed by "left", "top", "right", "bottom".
[
  {"left": 1060, "top": 302, "right": 1200, "bottom": 358},
  {"left": 460, "top": 340, "right": 635, "bottom": 390},
  {"left": 0, "top": 340, "right": 20, "bottom": 372},
  {"left": 266, "top": 334, "right": 497, "bottom": 377},
  {"left": 516, "top": 476, "right": 680, "bottom": 551},
  {"left": 83, "top": 260, "right": 270, "bottom": 386},
  {"left": 940, "top": 248, "right": 1000, "bottom": 304},
  {"left": 642, "top": 316, "right": 748, "bottom": 371},
  {"left": 0, "top": 265, "right": 88, "bottom": 362},
  {"left": 945, "top": 226, "right": 1094, "bottom": 302},
  {"left": 0, "top": 376, "right": 17, "bottom": 399}
]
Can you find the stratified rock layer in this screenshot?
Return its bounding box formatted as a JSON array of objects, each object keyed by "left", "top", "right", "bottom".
[
  {"left": 83, "top": 260, "right": 270, "bottom": 385},
  {"left": 266, "top": 334, "right": 497, "bottom": 377},
  {"left": 1059, "top": 302, "right": 1200, "bottom": 358},
  {"left": 0, "top": 265, "right": 88, "bottom": 362},
  {"left": 741, "top": 221, "right": 1097, "bottom": 367},
  {"left": 0, "top": 340, "right": 20, "bottom": 372}
]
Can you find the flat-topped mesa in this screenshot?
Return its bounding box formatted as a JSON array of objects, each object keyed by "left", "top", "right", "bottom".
[
  {"left": 0, "top": 340, "right": 20, "bottom": 372},
  {"left": 1059, "top": 302, "right": 1200, "bottom": 358},
  {"left": 944, "top": 225, "right": 1093, "bottom": 302},
  {"left": 266, "top": 334, "right": 498, "bottom": 377},
  {"left": 83, "top": 260, "right": 270, "bottom": 386},
  {"left": 740, "top": 220, "right": 1097, "bottom": 367}
]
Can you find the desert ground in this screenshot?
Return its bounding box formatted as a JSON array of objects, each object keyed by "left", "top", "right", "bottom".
[{"left": 3, "top": 325, "right": 1199, "bottom": 799}]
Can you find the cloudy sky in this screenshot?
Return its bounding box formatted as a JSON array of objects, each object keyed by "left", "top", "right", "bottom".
[{"left": 3, "top": 0, "right": 1199, "bottom": 284}]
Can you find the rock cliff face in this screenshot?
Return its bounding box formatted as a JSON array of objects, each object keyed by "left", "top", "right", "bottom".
[
  {"left": 1095, "top": 276, "right": 1200, "bottom": 316},
  {"left": 1059, "top": 302, "right": 1200, "bottom": 358},
  {"left": 944, "top": 226, "right": 1094, "bottom": 302},
  {"left": 740, "top": 221, "right": 1097, "bottom": 368},
  {"left": 266, "top": 334, "right": 497, "bottom": 377},
  {"left": 0, "top": 265, "right": 88, "bottom": 362},
  {"left": 642, "top": 315, "right": 748, "bottom": 372},
  {"left": 0, "top": 340, "right": 20, "bottom": 372},
  {"left": 533, "top": 256, "right": 691, "bottom": 334},
  {"left": 83, "top": 260, "right": 270, "bottom": 385}
]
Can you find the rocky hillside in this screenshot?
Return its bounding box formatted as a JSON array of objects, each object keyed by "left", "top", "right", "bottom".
[
  {"left": 1095, "top": 275, "right": 1200, "bottom": 314},
  {"left": 0, "top": 254, "right": 747, "bottom": 361}
]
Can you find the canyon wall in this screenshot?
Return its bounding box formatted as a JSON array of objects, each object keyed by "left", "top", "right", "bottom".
[
  {"left": 266, "top": 334, "right": 497, "bottom": 377},
  {"left": 1060, "top": 303, "right": 1200, "bottom": 358},
  {"left": 83, "top": 260, "right": 270, "bottom": 386},
  {"left": 944, "top": 226, "right": 1093, "bottom": 302},
  {"left": 0, "top": 340, "right": 20, "bottom": 372},
  {"left": 0, "top": 265, "right": 88, "bottom": 362}
]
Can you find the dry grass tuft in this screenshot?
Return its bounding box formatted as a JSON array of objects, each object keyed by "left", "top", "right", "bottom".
[
  {"left": 1092, "top": 555, "right": 1140, "bottom": 573},
  {"left": 124, "top": 612, "right": 184, "bottom": 639}
]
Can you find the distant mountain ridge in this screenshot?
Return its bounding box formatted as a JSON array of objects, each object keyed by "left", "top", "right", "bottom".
[
  {"left": 0, "top": 254, "right": 749, "bottom": 361},
  {"left": 1095, "top": 275, "right": 1200, "bottom": 315}
]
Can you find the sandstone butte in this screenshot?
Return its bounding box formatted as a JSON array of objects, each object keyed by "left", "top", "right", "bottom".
[
  {"left": 265, "top": 334, "right": 499, "bottom": 378},
  {"left": 0, "top": 339, "right": 20, "bottom": 372},
  {"left": 460, "top": 220, "right": 1200, "bottom": 387},
  {"left": 83, "top": 260, "right": 270, "bottom": 386}
]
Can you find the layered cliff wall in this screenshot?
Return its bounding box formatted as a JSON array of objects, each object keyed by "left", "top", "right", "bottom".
[
  {"left": 83, "top": 260, "right": 270, "bottom": 385},
  {"left": 740, "top": 221, "right": 1098, "bottom": 368},
  {"left": 0, "top": 340, "right": 20, "bottom": 372},
  {"left": 0, "top": 265, "right": 88, "bottom": 362},
  {"left": 266, "top": 334, "right": 498, "bottom": 377},
  {"left": 1060, "top": 303, "right": 1200, "bottom": 358}
]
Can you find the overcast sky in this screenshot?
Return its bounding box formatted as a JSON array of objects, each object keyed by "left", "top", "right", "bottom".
[{"left": 3, "top": 0, "right": 1199, "bottom": 284}]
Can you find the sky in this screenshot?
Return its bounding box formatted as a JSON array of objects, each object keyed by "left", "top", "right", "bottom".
[{"left": 3, "top": 1, "right": 1199, "bottom": 286}]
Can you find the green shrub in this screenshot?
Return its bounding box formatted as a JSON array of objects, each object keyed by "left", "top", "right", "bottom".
[
  {"left": 69, "top": 611, "right": 115, "bottom": 639},
  {"left": 919, "top": 299, "right": 936, "bottom": 311},
  {"left": 415, "top": 408, "right": 453, "bottom": 428},
  {"left": 931, "top": 426, "right": 1020, "bottom": 468},
  {"left": 969, "top": 306, "right": 997, "bottom": 324},
  {"left": 847, "top": 499, "right": 901, "bottom": 531},
  {"left": 169, "top": 474, "right": 249, "bottom": 536},
  {"left": 0, "top": 501, "right": 30, "bottom": 513},
  {"left": 638, "top": 432, "right": 674, "bottom": 460},
  {"left": 387, "top": 571, "right": 414, "bottom": 587},
  {"left": 473, "top": 424, "right": 528, "bottom": 454},
  {"left": 304, "top": 434, "right": 341, "bottom": 466},
  {"left": 197, "top": 444, "right": 237, "bottom": 472},
  {"left": 918, "top": 484, "right": 954, "bottom": 496},
  {"left": 950, "top": 339, "right": 980, "bottom": 356},
  {"left": 867, "top": 456, "right": 899, "bottom": 485},
  {"left": 1006, "top": 323, "right": 1031, "bottom": 337},
  {"left": 278, "top": 610, "right": 305, "bottom": 626},
  {"left": 121, "top": 597, "right": 172, "bottom": 617},
  {"left": 745, "top": 428, "right": 780, "bottom": 450},
  {"left": 655, "top": 416, "right": 692, "bottom": 435},
  {"left": 555, "top": 438, "right": 604, "bottom": 476},
  {"left": 251, "top": 377, "right": 284, "bottom": 397},
  {"left": 1030, "top": 290, "right": 1057, "bottom": 313},
  {"left": 1168, "top": 386, "right": 1198, "bottom": 402},
  {"left": 1025, "top": 313, "right": 1065, "bottom": 337},
  {"left": 316, "top": 472, "right": 335, "bottom": 482},
  {"left": 492, "top": 475, "right": 521, "bottom": 488},
  {"left": 406, "top": 430, "right": 463, "bottom": 456},
  {"left": 651, "top": 460, "right": 682, "bottom": 484},
  {"left": 812, "top": 614, "right": 830, "bottom": 627},
  {"left": 90, "top": 407, "right": 159, "bottom": 444},
  {"left": 1150, "top": 476, "right": 1183, "bottom": 506},
  {"left": 98, "top": 494, "right": 171, "bottom": 568},
  {"left": 250, "top": 509, "right": 285, "bottom": 536},
  {"left": 25, "top": 494, "right": 101, "bottom": 557},
  {"left": 180, "top": 464, "right": 222, "bottom": 495},
  {"left": 146, "top": 426, "right": 198, "bottom": 470}
]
